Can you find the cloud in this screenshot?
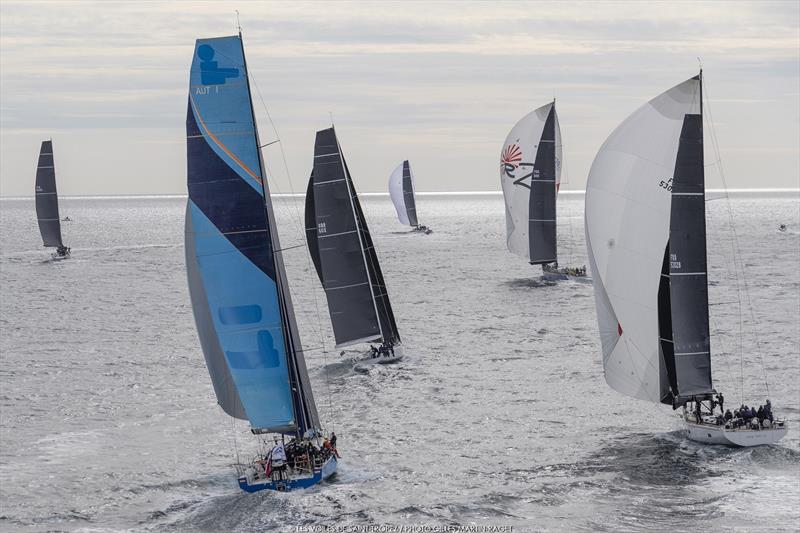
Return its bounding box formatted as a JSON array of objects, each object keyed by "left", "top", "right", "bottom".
[{"left": 1, "top": 0, "right": 798, "bottom": 196}]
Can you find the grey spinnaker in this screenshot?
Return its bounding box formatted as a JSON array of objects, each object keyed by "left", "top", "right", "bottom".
[
  {"left": 35, "top": 140, "right": 64, "bottom": 248},
  {"left": 663, "top": 110, "right": 713, "bottom": 404},
  {"left": 306, "top": 127, "right": 400, "bottom": 347},
  {"left": 402, "top": 160, "right": 418, "bottom": 227},
  {"left": 528, "top": 105, "right": 557, "bottom": 264}
]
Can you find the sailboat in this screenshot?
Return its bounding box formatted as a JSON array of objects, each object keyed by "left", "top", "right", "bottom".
[
  {"left": 500, "top": 101, "right": 586, "bottom": 281},
  {"left": 305, "top": 127, "right": 403, "bottom": 364},
  {"left": 585, "top": 72, "right": 787, "bottom": 447},
  {"left": 35, "top": 140, "right": 70, "bottom": 259},
  {"left": 185, "top": 33, "right": 337, "bottom": 492},
  {"left": 388, "top": 160, "right": 431, "bottom": 234}
]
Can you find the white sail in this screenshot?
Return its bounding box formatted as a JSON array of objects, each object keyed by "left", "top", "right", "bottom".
[
  {"left": 585, "top": 77, "right": 701, "bottom": 403},
  {"left": 388, "top": 161, "right": 410, "bottom": 226},
  {"left": 500, "top": 102, "right": 561, "bottom": 261}
]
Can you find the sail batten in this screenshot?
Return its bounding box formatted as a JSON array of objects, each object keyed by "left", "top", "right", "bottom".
[
  {"left": 307, "top": 128, "right": 401, "bottom": 347},
  {"left": 185, "top": 34, "right": 319, "bottom": 434},
  {"left": 35, "top": 140, "right": 64, "bottom": 248}
]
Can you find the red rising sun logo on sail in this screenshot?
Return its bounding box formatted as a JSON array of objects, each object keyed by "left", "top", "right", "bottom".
[{"left": 501, "top": 144, "right": 523, "bottom": 169}]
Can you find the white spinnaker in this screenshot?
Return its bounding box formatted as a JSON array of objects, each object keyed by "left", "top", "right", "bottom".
[
  {"left": 389, "top": 161, "right": 409, "bottom": 226},
  {"left": 500, "top": 102, "right": 554, "bottom": 260},
  {"left": 585, "top": 77, "right": 701, "bottom": 403}
]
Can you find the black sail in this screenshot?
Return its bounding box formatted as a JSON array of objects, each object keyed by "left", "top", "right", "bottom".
[
  {"left": 306, "top": 127, "right": 384, "bottom": 347},
  {"left": 666, "top": 110, "right": 713, "bottom": 404},
  {"left": 528, "top": 105, "right": 557, "bottom": 264},
  {"left": 402, "top": 160, "right": 419, "bottom": 227},
  {"left": 347, "top": 157, "right": 401, "bottom": 345},
  {"left": 35, "top": 140, "right": 64, "bottom": 248}
]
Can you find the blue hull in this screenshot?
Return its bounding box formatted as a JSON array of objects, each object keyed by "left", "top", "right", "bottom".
[{"left": 238, "top": 456, "right": 337, "bottom": 493}]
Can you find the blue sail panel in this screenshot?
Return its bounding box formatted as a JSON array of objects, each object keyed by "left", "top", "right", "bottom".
[
  {"left": 189, "top": 202, "right": 295, "bottom": 430},
  {"left": 186, "top": 35, "right": 296, "bottom": 432},
  {"left": 189, "top": 36, "right": 262, "bottom": 193}
]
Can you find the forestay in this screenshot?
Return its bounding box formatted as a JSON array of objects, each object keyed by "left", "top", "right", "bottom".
[
  {"left": 585, "top": 75, "right": 712, "bottom": 406},
  {"left": 185, "top": 34, "right": 319, "bottom": 434},
  {"left": 35, "top": 140, "right": 64, "bottom": 248},
  {"left": 388, "top": 160, "right": 418, "bottom": 227},
  {"left": 500, "top": 102, "right": 561, "bottom": 264},
  {"left": 306, "top": 128, "right": 401, "bottom": 348}
]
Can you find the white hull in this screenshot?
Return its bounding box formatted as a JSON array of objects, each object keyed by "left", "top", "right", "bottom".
[{"left": 684, "top": 420, "right": 787, "bottom": 447}]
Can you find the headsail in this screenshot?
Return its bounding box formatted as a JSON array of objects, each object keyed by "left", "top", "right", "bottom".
[
  {"left": 306, "top": 127, "right": 401, "bottom": 348},
  {"left": 35, "top": 140, "right": 64, "bottom": 248},
  {"left": 185, "top": 34, "right": 319, "bottom": 434},
  {"left": 500, "top": 102, "right": 561, "bottom": 264},
  {"left": 389, "top": 160, "right": 419, "bottom": 227},
  {"left": 585, "top": 75, "right": 711, "bottom": 406}
]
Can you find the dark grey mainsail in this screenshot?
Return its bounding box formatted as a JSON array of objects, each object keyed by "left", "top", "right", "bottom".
[
  {"left": 666, "top": 114, "right": 713, "bottom": 402},
  {"left": 658, "top": 73, "right": 713, "bottom": 406},
  {"left": 349, "top": 157, "right": 401, "bottom": 345},
  {"left": 306, "top": 127, "right": 401, "bottom": 348},
  {"left": 35, "top": 140, "right": 64, "bottom": 248},
  {"left": 402, "top": 160, "right": 419, "bottom": 227},
  {"left": 528, "top": 106, "right": 557, "bottom": 264}
]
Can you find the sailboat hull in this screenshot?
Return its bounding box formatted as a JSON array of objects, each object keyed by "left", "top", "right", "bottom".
[
  {"left": 684, "top": 420, "right": 787, "bottom": 447},
  {"left": 238, "top": 455, "right": 337, "bottom": 493}
]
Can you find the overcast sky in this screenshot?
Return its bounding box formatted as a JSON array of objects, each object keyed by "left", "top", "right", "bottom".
[{"left": 1, "top": 1, "right": 798, "bottom": 196}]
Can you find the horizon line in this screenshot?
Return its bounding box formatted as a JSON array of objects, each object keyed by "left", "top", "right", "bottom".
[{"left": 0, "top": 188, "right": 798, "bottom": 201}]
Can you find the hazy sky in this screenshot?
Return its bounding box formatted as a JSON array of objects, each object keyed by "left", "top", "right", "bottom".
[{"left": 1, "top": 1, "right": 798, "bottom": 196}]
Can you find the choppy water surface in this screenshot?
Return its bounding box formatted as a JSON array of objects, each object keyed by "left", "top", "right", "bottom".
[{"left": 1, "top": 193, "right": 798, "bottom": 532}]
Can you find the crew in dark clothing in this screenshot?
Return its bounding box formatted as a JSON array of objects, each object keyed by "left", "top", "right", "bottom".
[
  {"left": 694, "top": 401, "right": 702, "bottom": 423},
  {"left": 724, "top": 409, "right": 732, "bottom": 421},
  {"left": 757, "top": 406, "right": 765, "bottom": 428},
  {"left": 765, "top": 400, "right": 774, "bottom": 423},
  {"left": 716, "top": 393, "right": 724, "bottom": 413}
]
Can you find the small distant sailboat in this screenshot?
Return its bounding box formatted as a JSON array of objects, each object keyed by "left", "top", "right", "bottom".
[
  {"left": 305, "top": 127, "right": 403, "bottom": 364},
  {"left": 389, "top": 160, "right": 431, "bottom": 234},
  {"left": 185, "top": 33, "right": 337, "bottom": 492},
  {"left": 35, "top": 140, "right": 70, "bottom": 259},
  {"left": 500, "top": 101, "right": 585, "bottom": 280},
  {"left": 585, "top": 72, "right": 787, "bottom": 447}
]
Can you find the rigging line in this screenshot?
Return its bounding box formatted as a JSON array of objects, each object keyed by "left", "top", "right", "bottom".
[
  {"left": 704, "top": 76, "right": 770, "bottom": 401},
  {"left": 559, "top": 138, "right": 576, "bottom": 267},
  {"left": 248, "top": 68, "right": 334, "bottom": 429}
]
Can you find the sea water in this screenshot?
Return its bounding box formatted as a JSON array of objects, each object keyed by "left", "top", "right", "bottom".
[{"left": 1, "top": 193, "right": 798, "bottom": 532}]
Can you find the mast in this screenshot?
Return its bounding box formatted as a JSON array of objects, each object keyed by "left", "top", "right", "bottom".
[
  {"left": 662, "top": 70, "right": 713, "bottom": 406},
  {"left": 238, "top": 32, "right": 317, "bottom": 435}
]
